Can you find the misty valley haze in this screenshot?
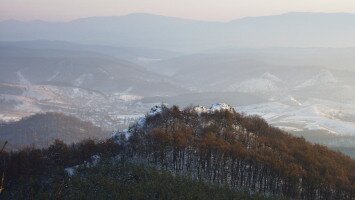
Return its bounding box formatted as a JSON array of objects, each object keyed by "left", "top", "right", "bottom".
[
  {"left": 1, "top": 13, "right": 355, "bottom": 147},
  {"left": 0, "top": 11, "right": 355, "bottom": 200}
]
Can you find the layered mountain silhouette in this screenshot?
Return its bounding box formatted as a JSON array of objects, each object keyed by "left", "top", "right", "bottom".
[{"left": 2, "top": 12, "right": 355, "bottom": 51}]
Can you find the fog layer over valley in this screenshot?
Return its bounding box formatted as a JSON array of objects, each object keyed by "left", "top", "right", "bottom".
[{"left": 0, "top": 13, "right": 355, "bottom": 157}]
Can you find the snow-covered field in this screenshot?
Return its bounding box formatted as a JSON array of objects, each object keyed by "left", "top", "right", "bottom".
[
  {"left": 0, "top": 83, "right": 150, "bottom": 130},
  {"left": 2, "top": 81, "right": 355, "bottom": 137},
  {"left": 1, "top": 68, "right": 355, "bottom": 148},
  {"left": 238, "top": 98, "right": 355, "bottom": 136}
]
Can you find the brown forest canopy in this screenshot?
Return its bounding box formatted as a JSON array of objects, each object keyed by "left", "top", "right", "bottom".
[
  {"left": 125, "top": 105, "right": 355, "bottom": 199},
  {"left": 0, "top": 105, "right": 354, "bottom": 199}
]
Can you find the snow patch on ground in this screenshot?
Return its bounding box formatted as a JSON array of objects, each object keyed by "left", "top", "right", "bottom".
[
  {"left": 98, "top": 68, "right": 109, "bottom": 75},
  {"left": 115, "top": 94, "right": 143, "bottom": 101},
  {"left": 137, "top": 57, "right": 162, "bottom": 63},
  {"left": 147, "top": 104, "right": 164, "bottom": 116},
  {"left": 47, "top": 72, "right": 59, "bottom": 81},
  {"left": 64, "top": 155, "right": 101, "bottom": 177},
  {"left": 192, "top": 103, "right": 236, "bottom": 114},
  {"left": 210, "top": 103, "right": 235, "bottom": 113},
  {"left": 275, "top": 126, "right": 302, "bottom": 132},
  {"left": 0, "top": 114, "right": 22, "bottom": 122},
  {"left": 193, "top": 106, "right": 209, "bottom": 114},
  {"left": 65, "top": 165, "right": 79, "bottom": 176},
  {"left": 290, "top": 96, "right": 303, "bottom": 106},
  {"left": 16, "top": 71, "right": 31, "bottom": 86},
  {"left": 73, "top": 73, "right": 93, "bottom": 86},
  {"left": 261, "top": 72, "right": 282, "bottom": 82}
]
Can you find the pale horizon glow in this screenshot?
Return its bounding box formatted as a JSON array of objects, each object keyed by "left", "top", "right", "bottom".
[{"left": 1, "top": 0, "right": 355, "bottom": 22}]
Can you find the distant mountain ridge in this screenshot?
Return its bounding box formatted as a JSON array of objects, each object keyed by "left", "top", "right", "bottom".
[
  {"left": 2, "top": 12, "right": 355, "bottom": 51},
  {"left": 0, "top": 44, "right": 187, "bottom": 96}
]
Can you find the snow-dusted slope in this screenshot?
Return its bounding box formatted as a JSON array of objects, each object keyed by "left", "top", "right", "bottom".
[
  {"left": 296, "top": 70, "right": 338, "bottom": 89},
  {"left": 114, "top": 103, "right": 236, "bottom": 140},
  {"left": 227, "top": 72, "right": 284, "bottom": 96},
  {"left": 0, "top": 83, "right": 148, "bottom": 130}
]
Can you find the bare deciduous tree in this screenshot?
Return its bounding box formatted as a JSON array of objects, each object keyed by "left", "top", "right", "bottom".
[{"left": 0, "top": 141, "right": 8, "bottom": 194}]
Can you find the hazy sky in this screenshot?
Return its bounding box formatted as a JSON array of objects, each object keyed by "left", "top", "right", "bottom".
[{"left": 1, "top": 0, "right": 355, "bottom": 21}]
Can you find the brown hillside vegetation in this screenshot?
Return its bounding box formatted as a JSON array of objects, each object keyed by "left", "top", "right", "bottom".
[
  {"left": 126, "top": 105, "right": 355, "bottom": 199},
  {"left": 0, "top": 105, "right": 353, "bottom": 199}
]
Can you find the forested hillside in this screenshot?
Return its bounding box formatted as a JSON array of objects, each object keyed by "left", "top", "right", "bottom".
[
  {"left": 0, "top": 104, "right": 354, "bottom": 199},
  {"left": 0, "top": 113, "right": 108, "bottom": 149},
  {"left": 120, "top": 104, "right": 355, "bottom": 199}
]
